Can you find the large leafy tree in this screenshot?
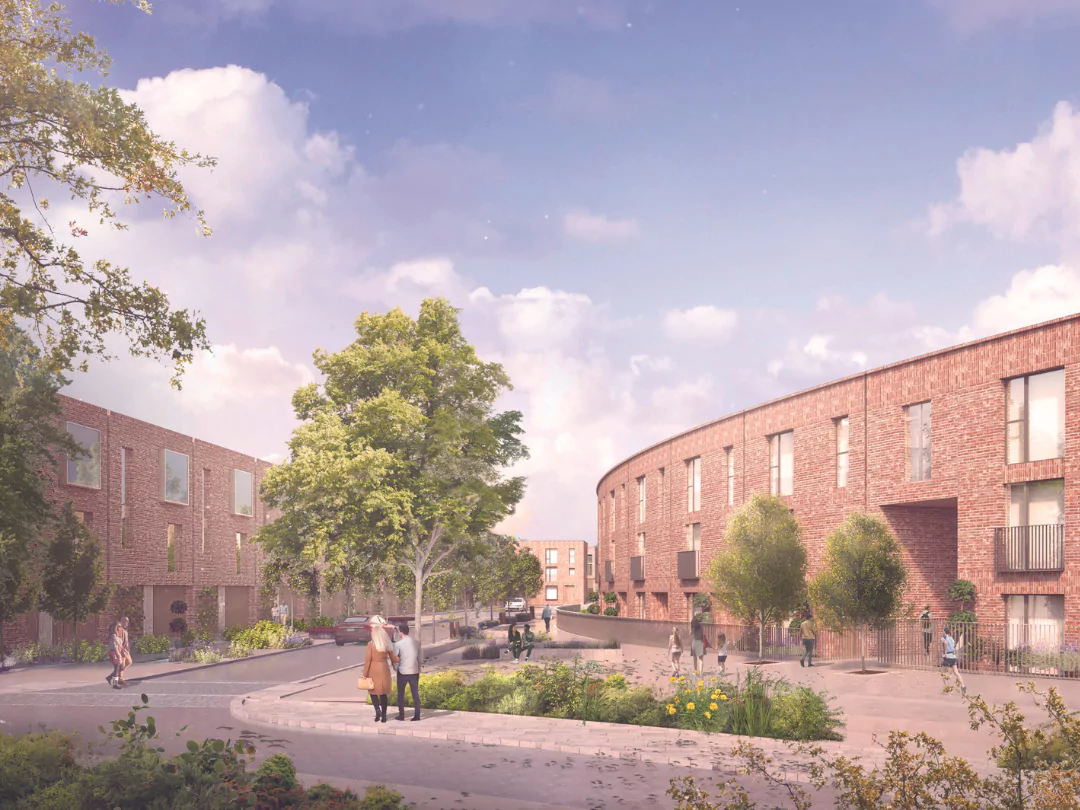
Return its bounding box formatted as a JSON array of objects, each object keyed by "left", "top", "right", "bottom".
[
  {"left": 39, "top": 502, "right": 111, "bottom": 638},
  {"left": 809, "top": 512, "right": 908, "bottom": 672},
  {"left": 707, "top": 494, "right": 807, "bottom": 661},
  {"left": 259, "top": 299, "right": 527, "bottom": 647},
  {"left": 2, "top": 0, "right": 214, "bottom": 386},
  {"left": 0, "top": 325, "right": 78, "bottom": 660}
]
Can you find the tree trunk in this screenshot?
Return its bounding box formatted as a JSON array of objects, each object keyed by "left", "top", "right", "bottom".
[
  {"left": 344, "top": 579, "right": 353, "bottom": 617},
  {"left": 413, "top": 569, "right": 424, "bottom": 655},
  {"left": 758, "top": 612, "right": 765, "bottom": 662},
  {"left": 0, "top": 619, "right": 6, "bottom": 669},
  {"left": 860, "top": 622, "right": 867, "bottom": 673},
  {"left": 430, "top": 595, "right": 436, "bottom": 644}
]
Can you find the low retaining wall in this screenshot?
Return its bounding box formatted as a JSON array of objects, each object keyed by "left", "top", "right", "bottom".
[{"left": 556, "top": 608, "right": 673, "bottom": 647}]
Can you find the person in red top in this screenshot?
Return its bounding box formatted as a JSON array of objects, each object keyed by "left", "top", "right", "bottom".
[{"left": 117, "top": 616, "right": 132, "bottom": 686}]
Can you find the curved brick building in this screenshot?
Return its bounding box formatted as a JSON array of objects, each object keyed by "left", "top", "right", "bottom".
[{"left": 595, "top": 314, "right": 1078, "bottom": 628}]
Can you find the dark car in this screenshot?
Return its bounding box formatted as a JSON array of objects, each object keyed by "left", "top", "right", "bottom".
[
  {"left": 333, "top": 614, "right": 417, "bottom": 646},
  {"left": 333, "top": 615, "right": 372, "bottom": 646}
]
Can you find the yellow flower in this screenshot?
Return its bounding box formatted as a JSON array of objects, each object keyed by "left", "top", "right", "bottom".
[
  {"left": 705, "top": 711, "right": 712, "bottom": 719},
  {"left": 697, "top": 680, "right": 704, "bottom": 688},
  {"left": 720, "top": 694, "right": 729, "bottom": 701},
  {"left": 709, "top": 702, "right": 718, "bottom": 711},
  {"left": 710, "top": 676, "right": 717, "bottom": 681},
  {"left": 674, "top": 696, "right": 679, "bottom": 703},
  {"left": 686, "top": 702, "right": 695, "bottom": 711},
  {"left": 669, "top": 676, "right": 676, "bottom": 683},
  {"left": 678, "top": 675, "right": 685, "bottom": 682},
  {"left": 668, "top": 706, "right": 677, "bottom": 715}
]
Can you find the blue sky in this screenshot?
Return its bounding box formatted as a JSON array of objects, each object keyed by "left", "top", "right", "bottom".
[{"left": 63, "top": 0, "right": 1080, "bottom": 540}]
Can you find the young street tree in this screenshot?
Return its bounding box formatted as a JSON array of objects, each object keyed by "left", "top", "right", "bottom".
[
  {"left": 260, "top": 299, "right": 527, "bottom": 646},
  {"left": 707, "top": 494, "right": 807, "bottom": 661},
  {"left": 39, "top": 503, "right": 112, "bottom": 639},
  {"left": 2, "top": 0, "right": 215, "bottom": 386},
  {"left": 809, "top": 512, "right": 908, "bottom": 672},
  {"left": 0, "top": 326, "right": 80, "bottom": 661}
]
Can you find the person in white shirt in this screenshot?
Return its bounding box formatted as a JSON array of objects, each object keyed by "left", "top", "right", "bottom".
[{"left": 393, "top": 623, "right": 421, "bottom": 721}]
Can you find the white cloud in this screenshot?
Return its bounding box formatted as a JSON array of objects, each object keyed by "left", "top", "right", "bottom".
[
  {"left": 161, "top": 344, "right": 314, "bottom": 413},
  {"left": 562, "top": 210, "right": 639, "bottom": 243},
  {"left": 661, "top": 305, "right": 738, "bottom": 342},
  {"left": 928, "top": 102, "right": 1080, "bottom": 247},
  {"left": 929, "top": 0, "right": 1080, "bottom": 30},
  {"left": 343, "top": 258, "right": 470, "bottom": 313},
  {"left": 971, "top": 264, "right": 1080, "bottom": 335}
]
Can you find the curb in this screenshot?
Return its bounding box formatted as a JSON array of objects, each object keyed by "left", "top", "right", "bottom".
[{"left": 129, "top": 641, "right": 331, "bottom": 683}]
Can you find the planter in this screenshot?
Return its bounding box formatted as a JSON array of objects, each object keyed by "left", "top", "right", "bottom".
[{"left": 131, "top": 652, "right": 170, "bottom": 664}]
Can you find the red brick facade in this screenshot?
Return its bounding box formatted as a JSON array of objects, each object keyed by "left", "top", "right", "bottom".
[
  {"left": 520, "top": 539, "right": 589, "bottom": 608},
  {"left": 2, "top": 396, "right": 281, "bottom": 650},
  {"left": 596, "top": 315, "right": 1080, "bottom": 625}
]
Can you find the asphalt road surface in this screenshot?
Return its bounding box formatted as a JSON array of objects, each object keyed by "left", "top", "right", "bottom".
[{"left": 0, "top": 645, "right": 811, "bottom": 809}]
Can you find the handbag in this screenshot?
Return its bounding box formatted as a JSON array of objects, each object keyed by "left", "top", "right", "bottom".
[{"left": 357, "top": 676, "right": 375, "bottom": 691}]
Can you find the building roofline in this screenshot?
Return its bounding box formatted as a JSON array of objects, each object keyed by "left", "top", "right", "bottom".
[{"left": 595, "top": 310, "right": 1080, "bottom": 494}]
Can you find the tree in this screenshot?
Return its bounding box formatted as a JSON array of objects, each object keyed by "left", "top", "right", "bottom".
[
  {"left": 262, "top": 299, "right": 527, "bottom": 650},
  {"left": 39, "top": 503, "right": 111, "bottom": 638},
  {"left": 0, "top": 325, "right": 79, "bottom": 661},
  {"left": 2, "top": 0, "right": 215, "bottom": 386},
  {"left": 707, "top": 494, "right": 807, "bottom": 661},
  {"left": 949, "top": 578, "right": 977, "bottom": 624},
  {"left": 809, "top": 512, "right": 908, "bottom": 672}
]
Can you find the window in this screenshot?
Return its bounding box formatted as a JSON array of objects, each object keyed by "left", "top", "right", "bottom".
[
  {"left": 587, "top": 554, "right": 594, "bottom": 577},
  {"left": 545, "top": 548, "right": 558, "bottom": 565},
  {"left": 1006, "top": 595, "right": 1065, "bottom": 651},
  {"left": 686, "top": 522, "right": 701, "bottom": 551},
  {"left": 1007, "top": 370, "right": 1065, "bottom": 464},
  {"left": 546, "top": 566, "right": 558, "bottom": 582},
  {"left": 163, "top": 449, "right": 190, "bottom": 504},
  {"left": 638, "top": 593, "right": 646, "bottom": 619},
  {"left": 659, "top": 468, "right": 665, "bottom": 518},
  {"left": 232, "top": 469, "right": 254, "bottom": 516},
  {"left": 120, "top": 448, "right": 131, "bottom": 547},
  {"left": 686, "top": 457, "right": 701, "bottom": 512},
  {"left": 637, "top": 475, "right": 646, "bottom": 523},
  {"left": 609, "top": 490, "right": 615, "bottom": 535},
  {"left": 908, "top": 402, "right": 932, "bottom": 482},
  {"left": 65, "top": 422, "right": 101, "bottom": 488},
  {"left": 569, "top": 567, "right": 576, "bottom": 577},
  {"left": 236, "top": 532, "right": 244, "bottom": 574},
  {"left": 769, "top": 431, "right": 794, "bottom": 496},
  {"left": 74, "top": 510, "right": 90, "bottom": 527},
  {"left": 1009, "top": 480, "right": 1064, "bottom": 527},
  {"left": 836, "top": 417, "right": 849, "bottom": 488},
  {"left": 726, "top": 447, "right": 735, "bottom": 506},
  {"left": 545, "top": 586, "right": 558, "bottom": 601},
  {"left": 201, "top": 469, "right": 210, "bottom": 553},
  {"left": 167, "top": 523, "right": 179, "bottom": 572},
  {"left": 569, "top": 548, "right": 576, "bottom": 564},
  {"left": 637, "top": 532, "right": 646, "bottom": 555}
]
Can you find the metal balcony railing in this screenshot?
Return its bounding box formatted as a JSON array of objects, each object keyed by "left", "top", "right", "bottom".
[
  {"left": 630, "top": 555, "right": 645, "bottom": 581},
  {"left": 994, "top": 524, "right": 1065, "bottom": 573},
  {"left": 678, "top": 549, "right": 699, "bottom": 580}
]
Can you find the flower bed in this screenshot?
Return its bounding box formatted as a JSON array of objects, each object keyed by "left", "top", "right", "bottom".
[
  {"left": 398, "top": 658, "right": 844, "bottom": 741},
  {"left": 7, "top": 639, "right": 108, "bottom": 667}
]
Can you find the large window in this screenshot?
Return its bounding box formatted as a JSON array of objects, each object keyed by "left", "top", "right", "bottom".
[
  {"left": 545, "top": 548, "right": 558, "bottom": 565},
  {"left": 908, "top": 402, "right": 932, "bottom": 482},
  {"left": 836, "top": 417, "right": 849, "bottom": 488},
  {"left": 546, "top": 566, "right": 558, "bottom": 582},
  {"left": 167, "top": 523, "right": 179, "bottom": 572},
  {"left": 637, "top": 475, "right": 646, "bottom": 523},
  {"left": 686, "top": 457, "right": 701, "bottom": 512},
  {"left": 1006, "top": 594, "right": 1065, "bottom": 651},
  {"left": 769, "top": 431, "right": 794, "bottom": 496},
  {"left": 236, "top": 532, "right": 244, "bottom": 574},
  {"left": 1009, "top": 480, "right": 1064, "bottom": 527},
  {"left": 545, "top": 586, "right": 558, "bottom": 601},
  {"left": 726, "top": 447, "right": 735, "bottom": 505},
  {"left": 1007, "top": 369, "right": 1065, "bottom": 464},
  {"left": 686, "top": 522, "right": 701, "bottom": 551},
  {"left": 609, "top": 490, "right": 615, "bottom": 535},
  {"left": 65, "top": 422, "right": 101, "bottom": 489},
  {"left": 120, "top": 447, "right": 131, "bottom": 548},
  {"left": 569, "top": 548, "right": 576, "bottom": 564},
  {"left": 636, "top": 532, "right": 646, "bottom": 555},
  {"left": 163, "top": 449, "right": 190, "bottom": 504},
  {"left": 233, "top": 469, "right": 254, "bottom": 516}
]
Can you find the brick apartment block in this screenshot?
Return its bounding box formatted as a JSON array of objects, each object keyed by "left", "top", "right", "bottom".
[
  {"left": 519, "top": 539, "right": 589, "bottom": 609},
  {"left": 2, "top": 396, "right": 281, "bottom": 649},
  {"left": 596, "top": 314, "right": 1080, "bottom": 628}
]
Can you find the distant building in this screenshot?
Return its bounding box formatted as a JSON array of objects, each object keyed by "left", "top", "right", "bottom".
[{"left": 519, "top": 539, "right": 589, "bottom": 608}]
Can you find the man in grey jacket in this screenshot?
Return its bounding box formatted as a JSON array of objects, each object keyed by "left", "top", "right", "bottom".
[{"left": 394, "top": 623, "right": 421, "bottom": 721}]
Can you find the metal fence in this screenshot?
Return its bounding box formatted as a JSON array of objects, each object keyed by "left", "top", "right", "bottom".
[{"left": 555, "top": 609, "right": 1080, "bottom": 680}]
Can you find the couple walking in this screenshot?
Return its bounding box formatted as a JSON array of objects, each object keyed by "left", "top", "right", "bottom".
[
  {"left": 106, "top": 617, "right": 132, "bottom": 688},
  {"left": 361, "top": 617, "right": 421, "bottom": 722}
]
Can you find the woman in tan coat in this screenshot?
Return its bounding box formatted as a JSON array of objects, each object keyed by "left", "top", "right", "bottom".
[{"left": 364, "top": 618, "right": 400, "bottom": 723}]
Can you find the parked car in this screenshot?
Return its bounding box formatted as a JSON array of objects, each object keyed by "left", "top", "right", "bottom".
[
  {"left": 505, "top": 598, "right": 527, "bottom": 611},
  {"left": 333, "top": 614, "right": 417, "bottom": 647}
]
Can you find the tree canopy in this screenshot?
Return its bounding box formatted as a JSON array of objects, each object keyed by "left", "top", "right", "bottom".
[
  {"left": 707, "top": 494, "right": 807, "bottom": 660},
  {"left": 2, "top": 0, "right": 214, "bottom": 385},
  {"left": 39, "top": 502, "right": 111, "bottom": 635},
  {"left": 809, "top": 512, "right": 908, "bottom": 671},
  {"left": 257, "top": 298, "right": 528, "bottom": 643}
]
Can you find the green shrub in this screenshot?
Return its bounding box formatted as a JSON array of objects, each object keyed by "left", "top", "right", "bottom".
[
  {"left": 600, "top": 685, "right": 665, "bottom": 726},
  {"left": 462, "top": 643, "right": 499, "bottom": 660},
  {"left": 222, "top": 624, "right": 247, "bottom": 642},
  {"left": 769, "top": 685, "right": 845, "bottom": 741},
  {"left": 410, "top": 670, "right": 465, "bottom": 708},
  {"left": 191, "top": 645, "right": 222, "bottom": 665},
  {"left": 9, "top": 641, "right": 43, "bottom": 664},
  {"left": 291, "top": 617, "right": 308, "bottom": 631},
  {"left": 256, "top": 752, "right": 297, "bottom": 790},
  {"left": 232, "top": 620, "right": 288, "bottom": 650},
  {"left": 587, "top": 590, "right": 599, "bottom": 603},
  {"left": 355, "top": 784, "right": 409, "bottom": 809},
  {"left": 226, "top": 641, "right": 255, "bottom": 659},
  {"left": 585, "top": 604, "right": 600, "bottom": 614},
  {"left": 603, "top": 606, "right": 618, "bottom": 617},
  {"left": 61, "top": 639, "right": 107, "bottom": 663},
  {"left": 131, "top": 634, "right": 170, "bottom": 656},
  {"left": 309, "top": 615, "right": 336, "bottom": 628},
  {"left": 0, "top": 730, "right": 77, "bottom": 806},
  {"left": 495, "top": 686, "right": 543, "bottom": 716},
  {"left": 603, "top": 592, "right": 617, "bottom": 604},
  {"left": 605, "top": 673, "right": 628, "bottom": 690}
]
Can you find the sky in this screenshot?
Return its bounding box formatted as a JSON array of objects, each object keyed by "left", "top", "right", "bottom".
[{"left": 55, "top": 0, "right": 1080, "bottom": 542}]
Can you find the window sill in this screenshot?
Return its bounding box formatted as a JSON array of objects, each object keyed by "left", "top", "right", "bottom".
[
  {"left": 163, "top": 498, "right": 190, "bottom": 506},
  {"left": 63, "top": 480, "right": 101, "bottom": 491}
]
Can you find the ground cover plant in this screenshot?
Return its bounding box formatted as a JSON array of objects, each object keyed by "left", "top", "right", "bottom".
[
  {"left": 664, "top": 681, "right": 1079, "bottom": 809},
  {"left": 0, "top": 694, "right": 407, "bottom": 808},
  {"left": 400, "top": 658, "right": 843, "bottom": 740}
]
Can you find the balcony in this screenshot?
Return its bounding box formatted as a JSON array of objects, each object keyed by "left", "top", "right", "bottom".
[
  {"left": 630, "top": 555, "right": 645, "bottom": 581},
  {"left": 678, "top": 549, "right": 699, "bottom": 580},
  {"left": 994, "top": 524, "right": 1065, "bottom": 573},
  {"left": 604, "top": 560, "right": 614, "bottom": 583}
]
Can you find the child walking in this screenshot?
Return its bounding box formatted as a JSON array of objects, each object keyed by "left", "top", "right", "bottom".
[
  {"left": 668, "top": 627, "right": 683, "bottom": 676},
  {"left": 717, "top": 633, "right": 728, "bottom": 675}
]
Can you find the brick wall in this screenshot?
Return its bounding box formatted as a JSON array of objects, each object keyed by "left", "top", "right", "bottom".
[
  {"left": 596, "top": 315, "right": 1080, "bottom": 625},
  {"left": 520, "top": 539, "right": 588, "bottom": 607}
]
